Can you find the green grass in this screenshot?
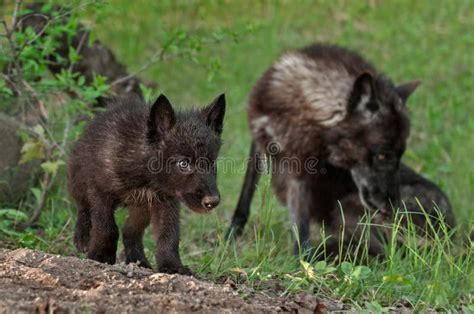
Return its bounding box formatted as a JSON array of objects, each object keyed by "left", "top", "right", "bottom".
[{"left": 1, "top": 0, "right": 473, "bottom": 311}]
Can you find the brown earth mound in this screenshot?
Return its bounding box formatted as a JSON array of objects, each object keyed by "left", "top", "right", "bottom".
[{"left": 0, "top": 249, "right": 345, "bottom": 313}]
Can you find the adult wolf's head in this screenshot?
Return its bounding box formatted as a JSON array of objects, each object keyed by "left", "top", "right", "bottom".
[{"left": 326, "top": 72, "right": 420, "bottom": 212}]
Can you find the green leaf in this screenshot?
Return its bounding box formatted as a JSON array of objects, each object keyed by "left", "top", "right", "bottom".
[
  {"left": 325, "top": 266, "right": 337, "bottom": 274},
  {"left": 207, "top": 71, "right": 215, "bottom": 82},
  {"left": 92, "top": 74, "right": 107, "bottom": 88},
  {"left": 30, "top": 187, "right": 41, "bottom": 205},
  {"left": 32, "top": 125, "right": 45, "bottom": 138},
  {"left": 352, "top": 266, "right": 371, "bottom": 280},
  {"left": 88, "top": 30, "right": 97, "bottom": 46},
  {"left": 0, "top": 79, "right": 13, "bottom": 96},
  {"left": 20, "top": 140, "right": 45, "bottom": 164},
  {"left": 0, "top": 209, "right": 28, "bottom": 221},
  {"left": 77, "top": 75, "right": 85, "bottom": 86},
  {"left": 300, "top": 260, "right": 315, "bottom": 280},
  {"left": 177, "top": 29, "right": 188, "bottom": 40},
  {"left": 0, "top": 226, "right": 22, "bottom": 237},
  {"left": 68, "top": 45, "right": 81, "bottom": 64},
  {"left": 19, "top": 233, "right": 39, "bottom": 247},
  {"left": 383, "top": 274, "right": 411, "bottom": 285},
  {"left": 41, "top": 160, "right": 65, "bottom": 175},
  {"left": 366, "top": 301, "right": 389, "bottom": 313},
  {"left": 313, "top": 260, "right": 327, "bottom": 272},
  {"left": 340, "top": 261, "right": 353, "bottom": 275}
]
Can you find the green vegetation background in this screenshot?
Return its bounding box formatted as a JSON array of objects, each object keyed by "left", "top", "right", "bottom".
[{"left": 1, "top": 0, "right": 473, "bottom": 311}]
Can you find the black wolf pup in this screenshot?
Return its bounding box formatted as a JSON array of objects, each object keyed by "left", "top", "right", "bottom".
[
  {"left": 396, "top": 164, "right": 455, "bottom": 231},
  {"left": 229, "top": 44, "right": 420, "bottom": 255},
  {"left": 329, "top": 163, "right": 455, "bottom": 258},
  {"left": 68, "top": 93, "right": 226, "bottom": 274}
]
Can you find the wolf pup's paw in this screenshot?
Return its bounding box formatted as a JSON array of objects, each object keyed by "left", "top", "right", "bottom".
[
  {"left": 158, "top": 265, "right": 193, "bottom": 276},
  {"left": 73, "top": 231, "right": 90, "bottom": 253},
  {"left": 87, "top": 250, "right": 116, "bottom": 265},
  {"left": 136, "top": 260, "right": 152, "bottom": 269}
]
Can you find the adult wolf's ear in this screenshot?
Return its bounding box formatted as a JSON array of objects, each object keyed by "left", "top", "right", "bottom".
[
  {"left": 395, "top": 80, "right": 421, "bottom": 103},
  {"left": 348, "top": 72, "right": 377, "bottom": 117},
  {"left": 203, "top": 93, "right": 226, "bottom": 134},
  {"left": 148, "top": 94, "right": 176, "bottom": 140}
]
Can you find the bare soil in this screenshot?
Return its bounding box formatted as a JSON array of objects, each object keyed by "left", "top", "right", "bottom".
[{"left": 0, "top": 249, "right": 345, "bottom": 313}]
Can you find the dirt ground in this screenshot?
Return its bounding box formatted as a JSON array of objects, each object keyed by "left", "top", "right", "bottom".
[{"left": 0, "top": 249, "right": 346, "bottom": 313}]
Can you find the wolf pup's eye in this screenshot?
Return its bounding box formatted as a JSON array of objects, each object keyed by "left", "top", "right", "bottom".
[{"left": 178, "top": 158, "right": 191, "bottom": 171}]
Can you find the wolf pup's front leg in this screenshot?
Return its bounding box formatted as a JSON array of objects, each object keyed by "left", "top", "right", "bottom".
[
  {"left": 122, "top": 205, "right": 152, "bottom": 268},
  {"left": 87, "top": 191, "right": 119, "bottom": 264},
  {"left": 151, "top": 198, "right": 191, "bottom": 275}
]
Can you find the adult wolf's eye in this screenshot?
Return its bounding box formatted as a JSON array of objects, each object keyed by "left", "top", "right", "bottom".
[
  {"left": 178, "top": 158, "right": 191, "bottom": 171},
  {"left": 377, "top": 154, "right": 386, "bottom": 161}
]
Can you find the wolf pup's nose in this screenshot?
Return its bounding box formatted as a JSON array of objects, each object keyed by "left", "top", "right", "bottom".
[{"left": 202, "top": 195, "right": 220, "bottom": 209}]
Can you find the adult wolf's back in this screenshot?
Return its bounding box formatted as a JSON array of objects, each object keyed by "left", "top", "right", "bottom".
[{"left": 229, "top": 44, "right": 420, "bottom": 255}]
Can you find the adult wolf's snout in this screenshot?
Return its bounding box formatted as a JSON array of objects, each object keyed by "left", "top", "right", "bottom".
[{"left": 202, "top": 195, "right": 220, "bottom": 209}]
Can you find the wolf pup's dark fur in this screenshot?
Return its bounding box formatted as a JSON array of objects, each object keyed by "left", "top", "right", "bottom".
[
  {"left": 68, "top": 94, "right": 226, "bottom": 274},
  {"left": 229, "top": 44, "right": 420, "bottom": 255},
  {"left": 329, "top": 163, "right": 455, "bottom": 257}
]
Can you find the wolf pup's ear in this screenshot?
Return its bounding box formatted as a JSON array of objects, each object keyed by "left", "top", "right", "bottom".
[
  {"left": 395, "top": 80, "right": 421, "bottom": 103},
  {"left": 148, "top": 94, "right": 176, "bottom": 140},
  {"left": 348, "top": 72, "right": 377, "bottom": 118},
  {"left": 203, "top": 93, "right": 226, "bottom": 134}
]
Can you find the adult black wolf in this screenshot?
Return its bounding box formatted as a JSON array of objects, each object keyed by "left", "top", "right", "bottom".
[{"left": 229, "top": 44, "right": 421, "bottom": 255}]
